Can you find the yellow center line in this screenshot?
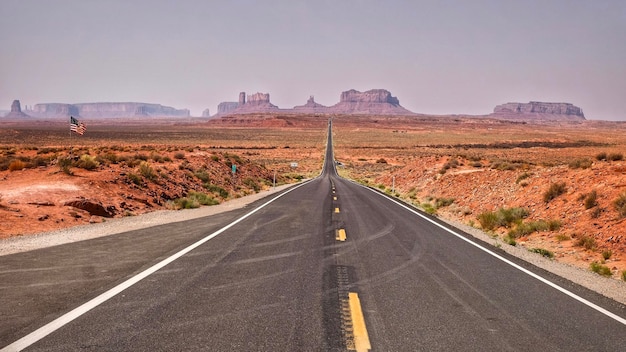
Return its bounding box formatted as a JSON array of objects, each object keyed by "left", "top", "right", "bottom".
[
  {"left": 333, "top": 196, "right": 337, "bottom": 200},
  {"left": 336, "top": 229, "right": 347, "bottom": 241},
  {"left": 348, "top": 292, "right": 371, "bottom": 352},
  {"left": 335, "top": 207, "right": 340, "bottom": 213}
]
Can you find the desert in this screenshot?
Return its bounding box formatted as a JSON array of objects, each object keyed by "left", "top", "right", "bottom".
[{"left": 2, "top": 113, "right": 626, "bottom": 288}]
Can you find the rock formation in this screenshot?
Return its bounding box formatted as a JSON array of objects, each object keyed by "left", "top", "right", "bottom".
[
  {"left": 202, "top": 108, "right": 211, "bottom": 117},
  {"left": 215, "top": 92, "right": 279, "bottom": 116},
  {"left": 3, "top": 100, "right": 31, "bottom": 119},
  {"left": 293, "top": 96, "right": 328, "bottom": 113},
  {"left": 29, "top": 102, "right": 189, "bottom": 118},
  {"left": 217, "top": 102, "right": 239, "bottom": 115},
  {"left": 492, "top": 101, "right": 585, "bottom": 121},
  {"left": 328, "top": 89, "right": 413, "bottom": 115},
  {"left": 214, "top": 89, "right": 413, "bottom": 116}
]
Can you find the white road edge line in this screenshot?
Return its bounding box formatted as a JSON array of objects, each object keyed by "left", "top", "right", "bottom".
[
  {"left": 363, "top": 185, "right": 626, "bottom": 326},
  {"left": 1, "top": 181, "right": 311, "bottom": 352}
]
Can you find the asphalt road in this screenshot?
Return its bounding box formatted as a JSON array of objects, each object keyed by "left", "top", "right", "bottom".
[{"left": 1, "top": 121, "right": 625, "bottom": 351}]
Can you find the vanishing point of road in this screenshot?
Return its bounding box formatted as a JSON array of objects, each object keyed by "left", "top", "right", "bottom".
[{"left": 1, "top": 121, "right": 625, "bottom": 351}]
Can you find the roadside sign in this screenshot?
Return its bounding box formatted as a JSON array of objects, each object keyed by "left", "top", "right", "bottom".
[
  {"left": 290, "top": 162, "right": 298, "bottom": 168},
  {"left": 232, "top": 164, "right": 236, "bottom": 174}
]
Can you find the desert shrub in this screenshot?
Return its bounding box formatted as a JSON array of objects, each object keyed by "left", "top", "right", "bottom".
[
  {"left": 590, "top": 207, "right": 603, "bottom": 219},
  {"left": 204, "top": 183, "right": 229, "bottom": 198},
  {"left": 595, "top": 152, "right": 607, "bottom": 161},
  {"left": 500, "top": 207, "right": 529, "bottom": 225},
  {"left": 421, "top": 203, "right": 437, "bottom": 215},
  {"left": 243, "top": 177, "right": 261, "bottom": 192},
  {"left": 478, "top": 207, "right": 530, "bottom": 231},
  {"left": 471, "top": 161, "right": 482, "bottom": 168},
  {"left": 568, "top": 158, "right": 592, "bottom": 169},
  {"left": 174, "top": 197, "right": 199, "bottom": 209},
  {"left": 58, "top": 157, "right": 73, "bottom": 175},
  {"left": 194, "top": 169, "right": 210, "bottom": 183},
  {"left": 508, "top": 222, "right": 541, "bottom": 238},
  {"left": 613, "top": 192, "right": 626, "bottom": 218},
  {"left": 100, "top": 153, "right": 119, "bottom": 164},
  {"left": 134, "top": 153, "right": 149, "bottom": 161},
  {"left": 127, "top": 172, "right": 142, "bottom": 185},
  {"left": 556, "top": 233, "right": 570, "bottom": 242},
  {"left": 75, "top": 154, "right": 99, "bottom": 170},
  {"left": 622, "top": 271, "right": 626, "bottom": 282},
  {"left": 583, "top": 190, "right": 598, "bottom": 209},
  {"left": 504, "top": 236, "right": 517, "bottom": 246},
  {"left": 508, "top": 219, "right": 561, "bottom": 238},
  {"left": 225, "top": 153, "right": 243, "bottom": 164},
  {"left": 543, "top": 182, "right": 566, "bottom": 203},
  {"left": 607, "top": 153, "right": 623, "bottom": 161},
  {"left": 515, "top": 172, "right": 532, "bottom": 184},
  {"left": 37, "top": 147, "right": 60, "bottom": 154},
  {"left": 210, "top": 155, "right": 220, "bottom": 162},
  {"left": 576, "top": 235, "right": 596, "bottom": 250},
  {"left": 174, "top": 152, "right": 186, "bottom": 160},
  {"left": 150, "top": 153, "right": 165, "bottom": 163},
  {"left": 477, "top": 207, "right": 528, "bottom": 231},
  {"left": 178, "top": 161, "right": 194, "bottom": 172},
  {"left": 376, "top": 158, "right": 387, "bottom": 164},
  {"left": 590, "top": 262, "right": 612, "bottom": 277},
  {"left": 8, "top": 159, "right": 26, "bottom": 171},
  {"left": 491, "top": 162, "right": 518, "bottom": 171},
  {"left": 601, "top": 249, "right": 612, "bottom": 260},
  {"left": 435, "top": 197, "right": 455, "bottom": 208},
  {"left": 139, "top": 161, "right": 157, "bottom": 181},
  {"left": 530, "top": 248, "right": 554, "bottom": 259},
  {"left": 30, "top": 156, "right": 49, "bottom": 167},
  {"left": 477, "top": 211, "right": 498, "bottom": 230},
  {"left": 189, "top": 191, "right": 219, "bottom": 206}
]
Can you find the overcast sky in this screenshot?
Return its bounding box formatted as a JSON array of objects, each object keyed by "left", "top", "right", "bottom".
[{"left": 1, "top": 0, "right": 625, "bottom": 120}]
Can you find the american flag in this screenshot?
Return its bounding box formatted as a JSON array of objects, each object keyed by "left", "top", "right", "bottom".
[{"left": 70, "top": 116, "right": 86, "bottom": 135}]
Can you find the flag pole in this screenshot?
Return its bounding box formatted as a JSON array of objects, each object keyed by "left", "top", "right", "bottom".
[{"left": 69, "top": 115, "right": 72, "bottom": 159}]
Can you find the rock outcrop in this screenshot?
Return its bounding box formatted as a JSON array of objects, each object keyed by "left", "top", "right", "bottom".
[
  {"left": 30, "top": 102, "right": 189, "bottom": 118},
  {"left": 293, "top": 96, "right": 328, "bottom": 113},
  {"left": 215, "top": 92, "right": 279, "bottom": 116},
  {"left": 214, "top": 89, "right": 414, "bottom": 116},
  {"left": 202, "top": 108, "right": 211, "bottom": 117},
  {"left": 217, "top": 102, "right": 239, "bottom": 115},
  {"left": 3, "top": 100, "right": 31, "bottom": 119},
  {"left": 328, "top": 89, "right": 413, "bottom": 115},
  {"left": 492, "top": 102, "right": 585, "bottom": 121}
]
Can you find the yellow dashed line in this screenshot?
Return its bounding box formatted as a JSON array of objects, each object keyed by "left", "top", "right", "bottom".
[
  {"left": 333, "top": 196, "right": 337, "bottom": 200},
  {"left": 335, "top": 207, "right": 340, "bottom": 213},
  {"left": 336, "top": 229, "right": 347, "bottom": 241},
  {"left": 348, "top": 292, "right": 371, "bottom": 352}
]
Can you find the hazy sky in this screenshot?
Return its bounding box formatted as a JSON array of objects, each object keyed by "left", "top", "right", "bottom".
[{"left": 1, "top": 0, "right": 625, "bottom": 120}]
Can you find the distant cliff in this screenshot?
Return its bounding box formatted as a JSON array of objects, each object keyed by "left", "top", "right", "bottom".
[
  {"left": 30, "top": 102, "right": 190, "bottom": 118},
  {"left": 215, "top": 89, "right": 413, "bottom": 116},
  {"left": 492, "top": 101, "right": 585, "bottom": 121},
  {"left": 215, "top": 92, "right": 279, "bottom": 116},
  {"left": 3, "top": 100, "right": 31, "bottom": 119},
  {"left": 328, "top": 89, "right": 411, "bottom": 115}
]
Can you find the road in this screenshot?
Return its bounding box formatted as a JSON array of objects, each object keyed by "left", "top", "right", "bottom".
[{"left": 1, "top": 120, "right": 625, "bottom": 351}]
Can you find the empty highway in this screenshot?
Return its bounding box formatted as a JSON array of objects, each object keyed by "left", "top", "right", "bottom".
[{"left": 1, "top": 121, "right": 625, "bottom": 351}]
